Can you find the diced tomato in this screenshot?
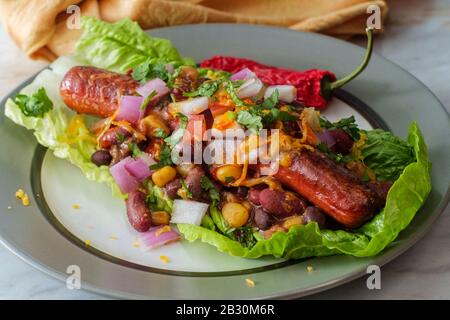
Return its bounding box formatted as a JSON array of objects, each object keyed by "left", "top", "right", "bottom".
[
  {"left": 183, "top": 115, "right": 206, "bottom": 143},
  {"left": 209, "top": 102, "right": 234, "bottom": 117}
]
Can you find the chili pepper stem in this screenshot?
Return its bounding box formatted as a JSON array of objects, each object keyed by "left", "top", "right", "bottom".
[{"left": 322, "top": 28, "right": 374, "bottom": 98}]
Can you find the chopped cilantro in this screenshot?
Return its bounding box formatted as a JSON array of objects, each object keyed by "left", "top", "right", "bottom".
[
  {"left": 164, "top": 113, "right": 188, "bottom": 148},
  {"left": 132, "top": 59, "right": 169, "bottom": 83},
  {"left": 261, "top": 90, "right": 279, "bottom": 109},
  {"left": 128, "top": 143, "right": 143, "bottom": 158},
  {"left": 319, "top": 116, "right": 360, "bottom": 141},
  {"left": 180, "top": 179, "right": 193, "bottom": 199},
  {"left": 140, "top": 90, "right": 157, "bottom": 110},
  {"left": 236, "top": 110, "right": 263, "bottom": 132},
  {"left": 184, "top": 80, "right": 222, "bottom": 97},
  {"left": 317, "top": 143, "right": 344, "bottom": 163},
  {"left": 149, "top": 145, "right": 173, "bottom": 170},
  {"left": 154, "top": 128, "right": 168, "bottom": 139},
  {"left": 200, "top": 176, "right": 220, "bottom": 202},
  {"left": 14, "top": 87, "right": 53, "bottom": 118}
]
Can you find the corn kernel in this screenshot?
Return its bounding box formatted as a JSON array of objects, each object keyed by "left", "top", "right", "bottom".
[
  {"left": 85, "top": 239, "right": 91, "bottom": 246},
  {"left": 152, "top": 166, "right": 177, "bottom": 187},
  {"left": 72, "top": 204, "right": 80, "bottom": 209}
]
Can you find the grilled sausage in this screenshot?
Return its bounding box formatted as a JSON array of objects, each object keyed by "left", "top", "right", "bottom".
[
  {"left": 274, "top": 151, "right": 383, "bottom": 228},
  {"left": 60, "top": 66, "right": 139, "bottom": 118}
]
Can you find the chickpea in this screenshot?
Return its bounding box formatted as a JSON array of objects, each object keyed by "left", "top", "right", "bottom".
[
  {"left": 138, "top": 112, "right": 170, "bottom": 138},
  {"left": 152, "top": 166, "right": 177, "bottom": 187},
  {"left": 222, "top": 202, "right": 249, "bottom": 228},
  {"left": 215, "top": 165, "right": 242, "bottom": 184}
]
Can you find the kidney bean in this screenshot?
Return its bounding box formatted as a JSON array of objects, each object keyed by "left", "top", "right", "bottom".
[
  {"left": 248, "top": 188, "right": 264, "bottom": 206},
  {"left": 303, "top": 206, "right": 327, "bottom": 228},
  {"left": 259, "top": 189, "right": 306, "bottom": 217},
  {"left": 253, "top": 207, "right": 273, "bottom": 230},
  {"left": 91, "top": 150, "right": 112, "bottom": 166},
  {"left": 98, "top": 127, "right": 130, "bottom": 149},
  {"left": 126, "top": 190, "right": 152, "bottom": 232},
  {"left": 164, "top": 178, "right": 181, "bottom": 199},
  {"left": 185, "top": 166, "right": 206, "bottom": 201},
  {"left": 329, "top": 129, "right": 353, "bottom": 155}
]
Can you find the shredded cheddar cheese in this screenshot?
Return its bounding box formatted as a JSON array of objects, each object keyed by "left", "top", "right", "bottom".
[
  {"left": 159, "top": 255, "right": 170, "bottom": 264},
  {"left": 132, "top": 240, "right": 140, "bottom": 248},
  {"left": 85, "top": 240, "right": 91, "bottom": 246},
  {"left": 245, "top": 278, "right": 256, "bottom": 287},
  {"left": 109, "top": 235, "right": 118, "bottom": 240},
  {"left": 72, "top": 204, "right": 80, "bottom": 209},
  {"left": 15, "top": 189, "right": 30, "bottom": 207},
  {"left": 156, "top": 225, "right": 172, "bottom": 237},
  {"left": 307, "top": 265, "right": 314, "bottom": 273}
]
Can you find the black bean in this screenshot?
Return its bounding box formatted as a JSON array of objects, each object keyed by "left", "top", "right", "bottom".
[
  {"left": 236, "top": 186, "right": 249, "bottom": 199},
  {"left": 253, "top": 207, "right": 273, "bottom": 230},
  {"left": 91, "top": 150, "right": 112, "bottom": 167},
  {"left": 303, "top": 206, "right": 327, "bottom": 228}
]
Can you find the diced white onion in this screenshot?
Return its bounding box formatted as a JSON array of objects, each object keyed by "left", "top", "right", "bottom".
[
  {"left": 170, "top": 200, "right": 209, "bottom": 226},
  {"left": 180, "top": 97, "right": 210, "bottom": 115},
  {"left": 236, "top": 78, "right": 263, "bottom": 99},
  {"left": 264, "top": 85, "right": 297, "bottom": 103}
]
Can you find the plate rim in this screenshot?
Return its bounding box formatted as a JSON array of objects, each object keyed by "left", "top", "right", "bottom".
[{"left": 0, "top": 23, "right": 449, "bottom": 299}]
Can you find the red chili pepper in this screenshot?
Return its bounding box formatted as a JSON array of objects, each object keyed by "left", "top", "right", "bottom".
[{"left": 201, "top": 28, "right": 374, "bottom": 109}]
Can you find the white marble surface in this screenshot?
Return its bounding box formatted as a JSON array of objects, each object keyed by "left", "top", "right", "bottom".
[{"left": 0, "top": 0, "right": 449, "bottom": 299}]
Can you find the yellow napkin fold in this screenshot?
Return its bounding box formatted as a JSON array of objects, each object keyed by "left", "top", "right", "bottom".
[{"left": 0, "top": 0, "right": 388, "bottom": 61}]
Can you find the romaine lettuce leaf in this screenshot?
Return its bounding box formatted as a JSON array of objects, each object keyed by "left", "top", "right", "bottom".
[
  {"left": 361, "top": 129, "right": 415, "bottom": 181},
  {"left": 178, "top": 122, "right": 431, "bottom": 258},
  {"left": 75, "top": 17, "right": 193, "bottom": 72},
  {"left": 4, "top": 17, "right": 191, "bottom": 198}
]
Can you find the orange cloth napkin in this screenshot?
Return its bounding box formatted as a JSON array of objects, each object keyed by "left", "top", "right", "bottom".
[{"left": 0, "top": 0, "right": 388, "bottom": 61}]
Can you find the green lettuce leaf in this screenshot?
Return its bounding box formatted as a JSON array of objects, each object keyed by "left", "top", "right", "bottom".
[
  {"left": 75, "top": 16, "right": 192, "bottom": 72},
  {"left": 361, "top": 129, "right": 415, "bottom": 181},
  {"left": 178, "top": 122, "right": 431, "bottom": 258},
  {"left": 4, "top": 17, "right": 191, "bottom": 198}
]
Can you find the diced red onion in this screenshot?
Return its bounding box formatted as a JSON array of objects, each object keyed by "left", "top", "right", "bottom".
[
  {"left": 230, "top": 68, "right": 255, "bottom": 81},
  {"left": 179, "top": 97, "right": 209, "bottom": 115},
  {"left": 124, "top": 154, "right": 155, "bottom": 182},
  {"left": 136, "top": 78, "right": 170, "bottom": 98},
  {"left": 140, "top": 225, "right": 181, "bottom": 250},
  {"left": 110, "top": 157, "right": 139, "bottom": 193},
  {"left": 116, "top": 95, "right": 143, "bottom": 125},
  {"left": 170, "top": 200, "right": 209, "bottom": 225},
  {"left": 264, "top": 85, "right": 297, "bottom": 103},
  {"left": 316, "top": 129, "right": 336, "bottom": 147},
  {"left": 236, "top": 78, "right": 263, "bottom": 99}
]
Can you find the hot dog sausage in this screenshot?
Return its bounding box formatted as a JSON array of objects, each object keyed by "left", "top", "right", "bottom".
[
  {"left": 60, "top": 66, "right": 139, "bottom": 118},
  {"left": 274, "top": 151, "right": 383, "bottom": 228}
]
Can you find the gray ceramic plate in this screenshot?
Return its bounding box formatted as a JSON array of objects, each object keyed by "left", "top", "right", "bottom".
[{"left": 0, "top": 24, "right": 449, "bottom": 299}]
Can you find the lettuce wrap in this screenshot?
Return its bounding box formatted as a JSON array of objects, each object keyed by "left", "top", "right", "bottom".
[{"left": 3, "top": 17, "right": 431, "bottom": 259}]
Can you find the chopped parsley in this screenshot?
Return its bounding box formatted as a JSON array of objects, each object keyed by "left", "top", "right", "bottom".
[
  {"left": 232, "top": 227, "right": 258, "bottom": 249},
  {"left": 14, "top": 87, "right": 53, "bottom": 118},
  {"left": 261, "top": 89, "right": 279, "bottom": 108},
  {"left": 236, "top": 111, "right": 263, "bottom": 132},
  {"left": 132, "top": 60, "right": 169, "bottom": 83},
  {"left": 319, "top": 116, "right": 360, "bottom": 141}
]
